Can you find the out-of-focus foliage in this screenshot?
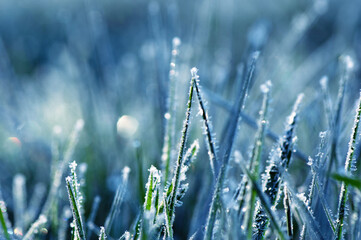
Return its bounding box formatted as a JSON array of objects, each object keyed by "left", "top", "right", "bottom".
[{"left": 0, "top": 0, "right": 361, "bottom": 239}]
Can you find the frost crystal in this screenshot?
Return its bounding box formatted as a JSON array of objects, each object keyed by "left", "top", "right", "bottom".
[
  {"left": 342, "top": 55, "right": 354, "bottom": 70},
  {"left": 172, "top": 37, "right": 181, "bottom": 48},
  {"left": 320, "top": 76, "right": 328, "bottom": 90},
  {"left": 190, "top": 67, "right": 199, "bottom": 79},
  {"left": 260, "top": 80, "right": 272, "bottom": 94}
]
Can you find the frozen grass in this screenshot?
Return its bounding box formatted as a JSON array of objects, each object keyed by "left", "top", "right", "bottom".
[{"left": 0, "top": 1, "right": 361, "bottom": 240}]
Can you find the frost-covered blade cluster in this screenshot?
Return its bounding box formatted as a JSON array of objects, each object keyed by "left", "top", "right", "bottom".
[{"left": 253, "top": 93, "right": 303, "bottom": 239}]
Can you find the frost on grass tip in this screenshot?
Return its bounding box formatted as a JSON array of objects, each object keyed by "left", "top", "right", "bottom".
[
  {"left": 172, "top": 37, "right": 181, "bottom": 48},
  {"left": 190, "top": 67, "right": 199, "bottom": 79},
  {"left": 260, "top": 80, "right": 272, "bottom": 94}
]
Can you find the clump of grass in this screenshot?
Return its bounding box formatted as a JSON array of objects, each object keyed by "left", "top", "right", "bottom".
[
  {"left": 1, "top": 9, "right": 361, "bottom": 240},
  {"left": 253, "top": 93, "right": 303, "bottom": 239},
  {"left": 204, "top": 51, "right": 260, "bottom": 240},
  {"left": 239, "top": 162, "right": 286, "bottom": 240}
]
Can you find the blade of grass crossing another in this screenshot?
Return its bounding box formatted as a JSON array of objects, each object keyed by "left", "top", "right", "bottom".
[{"left": 204, "top": 52, "right": 260, "bottom": 240}]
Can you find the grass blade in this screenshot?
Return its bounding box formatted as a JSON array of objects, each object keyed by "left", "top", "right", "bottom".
[
  {"left": 105, "top": 166, "right": 130, "bottom": 233},
  {"left": 325, "top": 56, "right": 353, "bottom": 191},
  {"left": 66, "top": 176, "right": 86, "bottom": 240},
  {"left": 243, "top": 81, "right": 271, "bottom": 237},
  {"left": 331, "top": 173, "right": 361, "bottom": 190},
  {"left": 162, "top": 37, "right": 181, "bottom": 183},
  {"left": 41, "top": 119, "right": 84, "bottom": 217},
  {"left": 168, "top": 67, "right": 197, "bottom": 235},
  {"left": 283, "top": 184, "right": 293, "bottom": 238},
  {"left": 335, "top": 91, "right": 361, "bottom": 239},
  {"left": 98, "top": 226, "right": 106, "bottom": 240},
  {"left": 23, "top": 215, "right": 47, "bottom": 240},
  {"left": 202, "top": 87, "right": 309, "bottom": 163},
  {"left": 13, "top": 174, "right": 26, "bottom": 234},
  {"left": 87, "top": 196, "right": 101, "bottom": 239},
  {"left": 0, "top": 198, "right": 11, "bottom": 240},
  {"left": 194, "top": 74, "right": 218, "bottom": 177}
]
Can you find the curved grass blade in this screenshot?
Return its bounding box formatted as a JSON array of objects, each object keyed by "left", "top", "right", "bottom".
[
  {"left": 331, "top": 173, "right": 361, "bottom": 190},
  {"left": 25, "top": 182, "right": 46, "bottom": 228}
]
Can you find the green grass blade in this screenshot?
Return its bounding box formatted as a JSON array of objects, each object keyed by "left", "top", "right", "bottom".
[
  {"left": 331, "top": 173, "right": 361, "bottom": 190},
  {"left": 244, "top": 81, "right": 271, "bottom": 237},
  {"left": 98, "top": 226, "right": 106, "bottom": 240},
  {"left": 0, "top": 200, "right": 11, "bottom": 240},
  {"left": 168, "top": 67, "right": 196, "bottom": 231},
  {"left": 335, "top": 91, "right": 361, "bottom": 239},
  {"left": 66, "top": 176, "right": 86, "bottom": 240},
  {"left": 12, "top": 174, "right": 26, "bottom": 234}
]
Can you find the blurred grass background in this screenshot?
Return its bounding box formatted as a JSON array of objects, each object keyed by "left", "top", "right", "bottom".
[{"left": 0, "top": 0, "right": 361, "bottom": 238}]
